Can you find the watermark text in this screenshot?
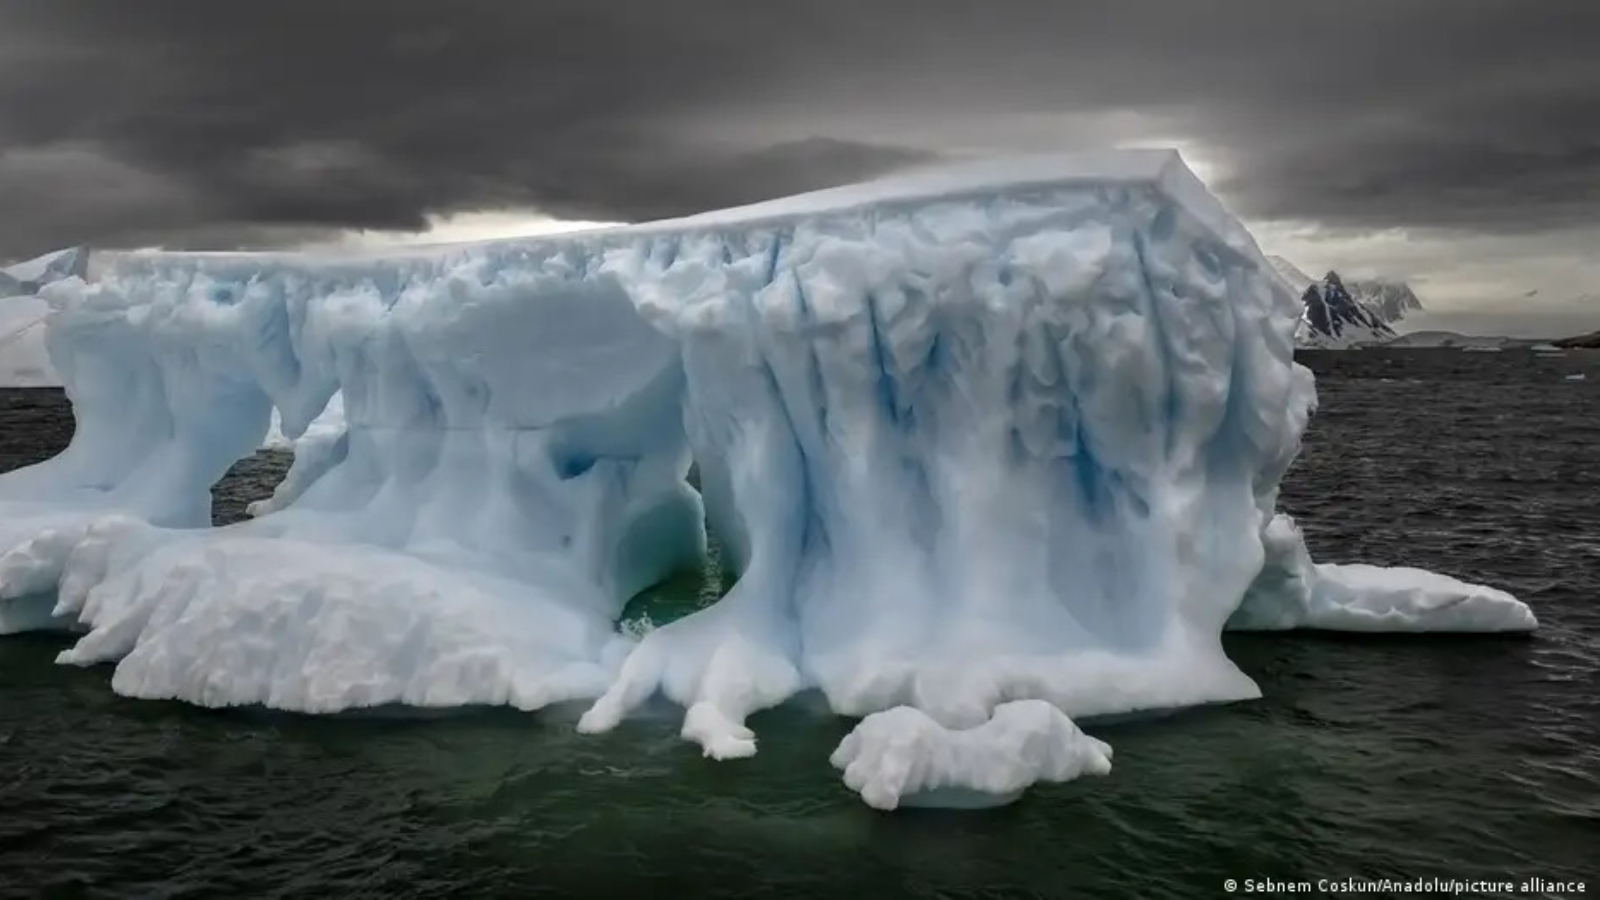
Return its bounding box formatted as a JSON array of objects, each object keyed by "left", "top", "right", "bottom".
[{"left": 1222, "top": 876, "right": 1587, "bottom": 895}]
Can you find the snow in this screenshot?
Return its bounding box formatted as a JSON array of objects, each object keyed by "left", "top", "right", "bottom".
[
  {"left": 1229, "top": 514, "right": 1536, "bottom": 632},
  {"left": 1282, "top": 265, "right": 1423, "bottom": 349},
  {"left": 1295, "top": 272, "right": 1395, "bottom": 349},
  {"left": 0, "top": 149, "right": 1536, "bottom": 803},
  {"left": 830, "top": 700, "right": 1113, "bottom": 810}
]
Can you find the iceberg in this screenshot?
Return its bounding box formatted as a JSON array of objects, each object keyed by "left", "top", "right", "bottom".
[
  {"left": 1, "top": 248, "right": 90, "bottom": 387},
  {"left": 1, "top": 246, "right": 90, "bottom": 294},
  {"left": 0, "top": 150, "right": 1536, "bottom": 801},
  {"left": 0, "top": 292, "right": 56, "bottom": 387}
]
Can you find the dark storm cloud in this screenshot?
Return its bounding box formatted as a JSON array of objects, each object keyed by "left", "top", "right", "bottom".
[{"left": 1, "top": 0, "right": 1598, "bottom": 258}]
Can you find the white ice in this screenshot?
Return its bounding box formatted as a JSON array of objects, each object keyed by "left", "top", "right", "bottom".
[
  {"left": 1229, "top": 514, "right": 1535, "bottom": 632},
  {"left": 0, "top": 247, "right": 89, "bottom": 289},
  {"left": 0, "top": 248, "right": 89, "bottom": 387},
  {"left": 0, "top": 151, "right": 1536, "bottom": 799},
  {"left": 0, "top": 293, "right": 56, "bottom": 387},
  {"left": 261, "top": 391, "right": 344, "bottom": 452},
  {"left": 251, "top": 392, "right": 348, "bottom": 515},
  {"left": 830, "top": 700, "right": 1113, "bottom": 810}
]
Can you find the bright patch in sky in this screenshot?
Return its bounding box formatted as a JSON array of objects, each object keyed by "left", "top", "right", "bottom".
[{"left": 304, "top": 210, "right": 619, "bottom": 251}]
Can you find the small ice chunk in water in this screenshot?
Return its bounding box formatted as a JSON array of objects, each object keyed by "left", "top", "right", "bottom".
[{"left": 829, "top": 700, "right": 1113, "bottom": 811}]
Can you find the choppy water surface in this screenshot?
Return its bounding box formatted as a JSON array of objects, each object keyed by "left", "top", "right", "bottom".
[{"left": 1, "top": 349, "right": 1596, "bottom": 898}]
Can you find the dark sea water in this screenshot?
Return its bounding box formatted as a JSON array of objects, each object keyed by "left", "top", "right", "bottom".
[{"left": 1, "top": 349, "right": 1597, "bottom": 899}]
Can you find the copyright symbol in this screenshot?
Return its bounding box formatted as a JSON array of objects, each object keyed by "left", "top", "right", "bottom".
[{"left": 1224, "top": 879, "right": 1237, "bottom": 893}]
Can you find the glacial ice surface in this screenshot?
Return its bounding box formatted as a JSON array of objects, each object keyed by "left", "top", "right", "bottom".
[{"left": 0, "top": 151, "right": 1537, "bottom": 799}]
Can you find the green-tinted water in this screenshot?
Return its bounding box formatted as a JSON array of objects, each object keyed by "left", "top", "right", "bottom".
[{"left": 1, "top": 628, "right": 1591, "bottom": 898}]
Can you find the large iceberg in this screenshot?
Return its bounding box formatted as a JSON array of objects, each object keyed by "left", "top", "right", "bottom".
[{"left": 0, "top": 151, "right": 1535, "bottom": 806}]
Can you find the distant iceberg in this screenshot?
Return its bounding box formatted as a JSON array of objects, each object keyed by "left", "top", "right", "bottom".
[
  {"left": 1382, "top": 330, "right": 1532, "bottom": 351},
  {"left": 0, "top": 150, "right": 1535, "bottom": 808},
  {"left": 0, "top": 248, "right": 90, "bottom": 387}
]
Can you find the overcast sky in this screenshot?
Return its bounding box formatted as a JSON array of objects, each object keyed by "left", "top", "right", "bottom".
[{"left": 2, "top": 1, "right": 1597, "bottom": 334}]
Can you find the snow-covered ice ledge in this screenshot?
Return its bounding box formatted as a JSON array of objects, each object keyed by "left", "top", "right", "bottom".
[
  {"left": 1229, "top": 514, "right": 1536, "bottom": 633},
  {"left": 0, "top": 151, "right": 1535, "bottom": 804}
]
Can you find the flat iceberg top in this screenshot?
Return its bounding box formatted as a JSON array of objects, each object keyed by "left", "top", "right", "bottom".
[
  {"left": 662, "top": 148, "right": 1232, "bottom": 231},
  {"left": 3, "top": 247, "right": 89, "bottom": 293},
  {"left": 85, "top": 149, "right": 1254, "bottom": 274}
]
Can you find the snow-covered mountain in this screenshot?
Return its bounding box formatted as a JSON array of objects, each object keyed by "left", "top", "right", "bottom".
[
  {"left": 1297, "top": 271, "right": 1397, "bottom": 348},
  {"left": 1383, "top": 331, "right": 1533, "bottom": 350},
  {"left": 1274, "top": 257, "right": 1426, "bottom": 348},
  {"left": 1351, "top": 278, "right": 1425, "bottom": 323}
]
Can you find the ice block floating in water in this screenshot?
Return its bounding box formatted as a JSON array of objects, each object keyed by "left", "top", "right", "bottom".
[{"left": 0, "top": 151, "right": 1535, "bottom": 808}]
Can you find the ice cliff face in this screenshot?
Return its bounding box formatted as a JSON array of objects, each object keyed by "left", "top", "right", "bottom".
[
  {"left": 580, "top": 156, "right": 1315, "bottom": 753},
  {"left": 0, "top": 151, "right": 1534, "bottom": 804}
]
